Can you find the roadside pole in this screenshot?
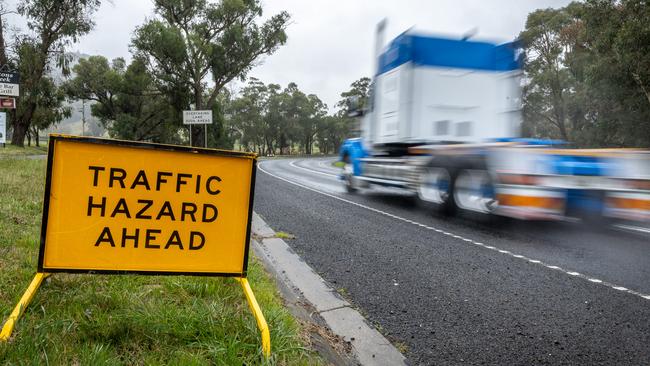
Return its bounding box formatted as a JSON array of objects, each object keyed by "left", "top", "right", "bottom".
[
  {"left": 81, "top": 99, "right": 86, "bottom": 136},
  {"left": 0, "top": 112, "right": 6, "bottom": 148}
]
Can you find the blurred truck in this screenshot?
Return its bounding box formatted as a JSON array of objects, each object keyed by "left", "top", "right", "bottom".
[{"left": 339, "top": 22, "right": 650, "bottom": 223}]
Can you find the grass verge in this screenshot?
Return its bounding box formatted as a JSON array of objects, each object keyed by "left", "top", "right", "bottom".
[
  {"left": 0, "top": 144, "right": 48, "bottom": 156},
  {"left": 0, "top": 158, "right": 323, "bottom": 365}
]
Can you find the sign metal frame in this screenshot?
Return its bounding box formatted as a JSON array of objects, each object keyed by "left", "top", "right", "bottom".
[{"left": 36, "top": 135, "right": 257, "bottom": 277}]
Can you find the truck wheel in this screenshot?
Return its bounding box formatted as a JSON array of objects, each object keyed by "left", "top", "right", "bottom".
[
  {"left": 418, "top": 166, "right": 456, "bottom": 216},
  {"left": 453, "top": 169, "right": 496, "bottom": 216}
]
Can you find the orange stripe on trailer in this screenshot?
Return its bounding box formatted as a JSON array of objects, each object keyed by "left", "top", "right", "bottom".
[
  {"left": 497, "top": 194, "right": 564, "bottom": 210},
  {"left": 607, "top": 197, "right": 650, "bottom": 210},
  {"left": 497, "top": 174, "right": 538, "bottom": 185}
]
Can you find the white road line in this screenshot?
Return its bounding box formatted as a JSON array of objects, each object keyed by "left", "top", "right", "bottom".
[
  {"left": 289, "top": 160, "right": 339, "bottom": 178},
  {"left": 258, "top": 161, "right": 650, "bottom": 302},
  {"left": 614, "top": 224, "right": 650, "bottom": 235}
]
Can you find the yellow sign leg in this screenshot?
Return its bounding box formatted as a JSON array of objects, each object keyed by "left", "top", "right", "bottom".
[
  {"left": 237, "top": 277, "right": 271, "bottom": 358},
  {"left": 0, "top": 272, "right": 50, "bottom": 342}
]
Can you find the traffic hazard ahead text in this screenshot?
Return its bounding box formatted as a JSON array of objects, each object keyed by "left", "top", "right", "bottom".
[{"left": 87, "top": 167, "right": 222, "bottom": 251}]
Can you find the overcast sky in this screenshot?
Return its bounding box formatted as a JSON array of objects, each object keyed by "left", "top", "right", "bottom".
[{"left": 11, "top": 0, "right": 571, "bottom": 110}]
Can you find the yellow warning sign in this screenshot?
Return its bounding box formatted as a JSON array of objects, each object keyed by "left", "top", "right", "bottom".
[{"left": 38, "top": 135, "right": 256, "bottom": 276}]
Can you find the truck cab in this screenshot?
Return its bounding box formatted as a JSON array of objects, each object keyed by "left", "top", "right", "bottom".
[{"left": 365, "top": 32, "right": 522, "bottom": 147}]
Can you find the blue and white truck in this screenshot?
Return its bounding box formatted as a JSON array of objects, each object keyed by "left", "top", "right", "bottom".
[{"left": 339, "top": 23, "right": 650, "bottom": 223}]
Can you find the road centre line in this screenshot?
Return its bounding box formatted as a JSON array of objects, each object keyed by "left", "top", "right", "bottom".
[
  {"left": 614, "top": 224, "right": 650, "bottom": 235},
  {"left": 259, "top": 160, "right": 650, "bottom": 302}
]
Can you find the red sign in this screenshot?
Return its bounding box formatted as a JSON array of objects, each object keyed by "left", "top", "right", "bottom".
[{"left": 0, "top": 97, "right": 15, "bottom": 109}]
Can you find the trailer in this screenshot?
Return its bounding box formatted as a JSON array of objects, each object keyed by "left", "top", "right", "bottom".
[{"left": 339, "top": 25, "right": 650, "bottom": 223}]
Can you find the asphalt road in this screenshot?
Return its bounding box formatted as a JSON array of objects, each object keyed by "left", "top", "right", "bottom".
[{"left": 254, "top": 157, "right": 650, "bottom": 365}]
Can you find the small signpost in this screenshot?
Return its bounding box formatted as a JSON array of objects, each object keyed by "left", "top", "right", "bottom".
[
  {"left": 183, "top": 110, "right": 212, "bottom": 148},
  {"left": 0, "top": 71, "right": 20, "bottom": 97},
  {"left": 0, "top": 135, "right": 270, "bottom": 357},
  {"left": 0, "top": 97, "right": 15, "bottom": 109}
]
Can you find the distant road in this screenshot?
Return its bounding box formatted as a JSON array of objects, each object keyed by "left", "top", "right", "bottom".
[{"left": 254, "top": 157, "right": 650, "bottom": 365}]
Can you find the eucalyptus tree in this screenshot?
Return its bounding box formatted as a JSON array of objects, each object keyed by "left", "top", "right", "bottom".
[
  {"left": 65, "top": 56, "right": 181, "bottom": 143},
  {"left": 520, "top": 0, "right": 650, "bottom": 147},
  {"left": 11, "top": 0, "right": 101, "bottom": 146},
  {"left": 132, "top": 0, "right": 290, "bottom": 147},
  {"left": 579, "top": 0, "right": 650, "bottom": 147}
]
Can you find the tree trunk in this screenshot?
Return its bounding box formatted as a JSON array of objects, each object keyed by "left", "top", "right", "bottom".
[
  {"left": 11, "top": 68, "right": 43, "bottom": 147},
  {"left": 265, "top": 137, "right": 274, "bottom": 156},
  {"left": 632, "top": 73, "right": 650, "bottom": 106},
  {"left": 11, "top": 122, "right": 27, "bottom": 147},
  {"left": 26, "top": 129, "right": 31, "bottom": 146},
  {"left": 555, "top": 109, "right": 568, "bottom": 141},
  {"left": 191, "top": 80, "right": 204, "bottom": 147},
  {"left": 278, "top": 135, "right": 284, "bottom": 152},
  {"left": 35, "top": 128, "right": 40, "bottom": 147}
]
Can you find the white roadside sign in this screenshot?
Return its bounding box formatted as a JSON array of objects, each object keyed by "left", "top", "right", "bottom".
[
  {"left": 0, "top": 112, "right": 6, "bottom": 143},
  {"left": 183, "top": 110, "right": 213, "bottom": 125},
  {"left": 0, "top": 83, "right": 19, "bottom": 97}
]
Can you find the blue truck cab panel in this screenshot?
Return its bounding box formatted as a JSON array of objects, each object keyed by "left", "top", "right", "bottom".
[{"left": 339, "top": 138, "right": 367, "bottom": 176}]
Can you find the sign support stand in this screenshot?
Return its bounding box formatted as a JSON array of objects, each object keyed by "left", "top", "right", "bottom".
[
  {"left": 0, "top": 272, "right": 50, "bottom": 341},
  {"left": 0, "top": 273, "right": 271, "bottom": 358},
  {"left": 237, "top": 278, "right": 271, "bottom": 357}
]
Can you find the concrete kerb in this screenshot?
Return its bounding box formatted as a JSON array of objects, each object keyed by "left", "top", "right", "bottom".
[{"left": 251, "top": 212, "right": 407, "bottom": 366}]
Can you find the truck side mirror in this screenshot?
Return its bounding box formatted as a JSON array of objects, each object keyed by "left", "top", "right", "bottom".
[{"left": 346, "top": 96, "right": 365, "bottom": 117}]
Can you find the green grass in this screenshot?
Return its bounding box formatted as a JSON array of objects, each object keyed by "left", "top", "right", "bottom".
[
  {"left": 0, "top": 144, "right": 48, "bottom": 156},
  {"left": 0, "top": 158, "right": 323, "bottom": 365},
  {"left": 331, "top": 161, "right": 344, "bottom": 168},
  {"left": 274, "top": 232, "right": 295, "bottom": 240}
]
